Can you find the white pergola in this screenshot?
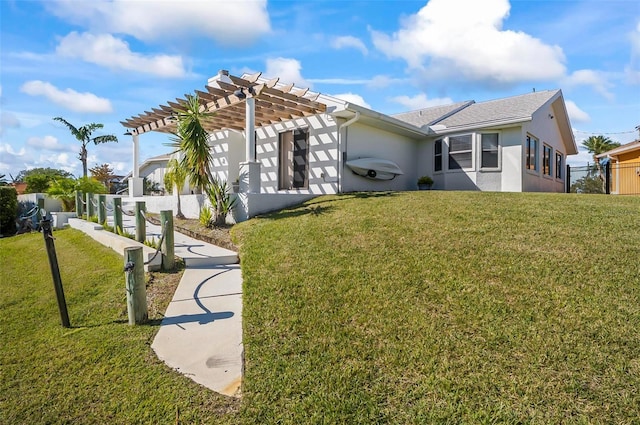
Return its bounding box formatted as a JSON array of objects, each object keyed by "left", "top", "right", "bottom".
[{"left": 121, "top": 70, "right": 327, "bottom": 196}]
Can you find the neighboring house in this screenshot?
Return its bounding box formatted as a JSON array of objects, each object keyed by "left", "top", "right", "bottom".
[
  {"left": 122, "top": 71, "right": 577, "bottom": 220},
  {"left": 123, "top": 154, "right": 171, "bottom": 194},
  {"left": 596, "top": 140, "right": 640, "bottom": 195}
]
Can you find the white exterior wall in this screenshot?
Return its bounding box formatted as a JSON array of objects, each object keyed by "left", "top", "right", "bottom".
[
  {"left": 521, "top": 105, "right": 567, "bottom": 193},
  {"left": 342, "top": 122, "right": 420, "bottom": 192},
  {"left": 428, "top": 126, "right": 524, "bottom": 192},
  {"left": 500, "top": 127, "right": 523, "bottom": 192},
  {"left": 209, "top": 130, "right": 245, "bottom": 184},
  {"left": 122, "top": 194, "right": 206, "bottom": 219},
  {"left": 256, "top": 114, "right": 339, "bottom": 195},
  {"left": 140, "top": 161, "right": 168, "bottom": 191}
]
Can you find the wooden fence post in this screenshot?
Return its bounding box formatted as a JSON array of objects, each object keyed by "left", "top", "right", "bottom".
[
  {"left": 37, "top": 197, "right": 45, "bottom": 223},
  {"left": 86, "top": 192, "right": 95, "bottom": 218},
  {"left": 42, "top": 218, "right": 71, "bottom": 328},
  {"left": 160, "top": 210, "right": 175, "bottom": 270},
  {"left": 97, "top": 194, "right": 107, "bottom": 224},
  {"left": 124, "top": 247, "right": 147, "bottom": 325},
  {"left": 113, "top": 197, "right": 123, "bottom": 234},
  {"left": 75, "top": 191, "right": 84, "bottom": 216},
  {"left": 135, "top": 201, "right": 145, "bottom": 243}
]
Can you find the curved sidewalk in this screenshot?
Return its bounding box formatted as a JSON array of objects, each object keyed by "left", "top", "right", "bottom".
[{"left": 116, "top": 215, "right": 244, "bottom": 397}]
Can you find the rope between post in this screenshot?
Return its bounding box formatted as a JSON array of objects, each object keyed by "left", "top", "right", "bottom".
[
  {"left": 20, "top": 205, "right": 39, "bottom": 219},
  {"left": 103, "top": 201, "right": 114, "bottom": 212},
  {"left": 143, "top": 221, "right": 168, "bottom": 265},
  {"left": 139, "top": 210, "right": 157, "bottom": 225},
  {"left": 117, "top": 205, "right": 135, "bottom": 216}
]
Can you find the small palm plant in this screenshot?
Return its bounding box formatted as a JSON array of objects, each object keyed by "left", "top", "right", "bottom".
[
  {"left": 206, "top": 177, "right": 237, "bottom": 227},
  {"left": 163, "top": 158, "right": 187, "bottom": 219}
]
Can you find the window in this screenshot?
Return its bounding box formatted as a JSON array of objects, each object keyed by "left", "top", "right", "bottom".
[
  {"left": 448, "top": 134, "right": 473, "bottom": 170},
  {"left": 555, "top": 152, "right": 563, "bottom": 179},
  {"left": 526, "top": 135, "right": 538, "bottom": 171},
  {"left": 481, "top": 133, "right": 499, "bottom": 168},
  {"left": 278, "top": 128, "right": 309, "bottom": 189},
  {"left": 543, "top": 144, "right": 552, "bottom": 176},
  {"left": 434, "top": 139, "right": 443, "bottom": 172}
]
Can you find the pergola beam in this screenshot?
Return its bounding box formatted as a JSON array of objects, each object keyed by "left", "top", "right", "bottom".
[{"left": 123, "top": 71, "right": 327, "bottom": 135}]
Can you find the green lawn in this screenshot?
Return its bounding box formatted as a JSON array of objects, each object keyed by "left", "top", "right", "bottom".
[
  {"left": 3, "top": 192, "right": 640, "bottom": 423},
  {"left": 0, "top": 229, "right": 238, "bottom": 424},
  {"left": 234, "top": 192, "right": 640, "bottom": 423}
]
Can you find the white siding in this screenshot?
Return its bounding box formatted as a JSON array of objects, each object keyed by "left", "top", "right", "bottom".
[
  {"left": 256, "top": 114, "right": 339, "bottom": 195},
  {"left": 521, "top": 105, "right": 567, "bottom": 193},
  {"left": 342, "top": 122, "right": 420, "bottom": 192}
]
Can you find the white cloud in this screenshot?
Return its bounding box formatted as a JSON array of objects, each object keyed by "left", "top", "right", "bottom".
[
  {"left": 564, "top": 100, "right": 590, "bottom": 123},
  {"left": 331, "top": 36, "right": 368, "bottom": 55},
  {"left": 56, "top": 32, "right": 186, "bottom": 78},
  {"left": 0, "top": 143, "right": 26, "bottom": 157},
  {"left": 20, "top": 80, "right": 113, "bottom": 113},
  {"left": 265, "top": 58, "right": 312, "bottom": 88},
  {"left": 27, "top": 135, "right": 70, "bottom": 152},
  {"left": 0, "top": 111, "right": 20, "bottom": 135},
  {"left": 625, "top": 21, "right": 640, "bottom": 84},
  {"left": 390, "top": 93, "right": 453, "bottom": 110},
  {"left": 332, "top": 93, "right": 371, "bottom": 109},
  {"left": 564, "top": 69, "right": 614, "bottom": 100},
  {"left": 367, "top": 75, "right": 406, "bottom": 89},
  {"left": 47, "top": 0, "right": 270, "bottom": 45},
  {"left": 370, "top": 0, "right": 566, "bottom": 85}
]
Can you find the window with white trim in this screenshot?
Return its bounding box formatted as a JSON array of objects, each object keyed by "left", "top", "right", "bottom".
[
  {"left": 543, "top": 144, "right": 552, "bottom": 176},
  {"left": 481, "top": 133, "right": 499, "bottom": 169},
  {"left": 526, "top": 135, "right": 538, "bottom": 171},
  {"left": 434, "top": 139, "right": 443, "bottom": 172},
  {"left": 555, "top": 152, "right": 564, "bottom": 179},
  {"left": 448, "top": 134, "right": 473, "bottom": 170}
]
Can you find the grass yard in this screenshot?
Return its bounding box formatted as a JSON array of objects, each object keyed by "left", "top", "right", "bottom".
[
  {"left": 0, "top": 229, "right": 239, "bottom": 424},
  {"left": 2, "top": 192, "right": 639, "bottom": 423},
  {"left": 233, "top": 191, "right": 640, "bottom": 423}
]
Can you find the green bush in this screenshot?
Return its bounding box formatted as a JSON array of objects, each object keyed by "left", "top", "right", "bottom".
[{"left": 0, "top": 186, "right": 18, "bottom": 235}]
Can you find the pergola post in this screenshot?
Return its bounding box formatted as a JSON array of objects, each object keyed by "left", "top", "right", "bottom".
[
  {"left": 240, "top": 96, "right": 261, "bottom": 193},
  {"left": 128, "top": 133, "right": 144, "bottom": 197}
]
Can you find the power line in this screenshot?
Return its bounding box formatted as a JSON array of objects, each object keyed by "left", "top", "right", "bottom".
[{"left": 573, "top": 129, "right": 638, "bottom": 136}]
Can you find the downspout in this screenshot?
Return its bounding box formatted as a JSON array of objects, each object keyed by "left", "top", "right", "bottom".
[{"left": 337, "top": 110, "right": 360, "bottom": 193}]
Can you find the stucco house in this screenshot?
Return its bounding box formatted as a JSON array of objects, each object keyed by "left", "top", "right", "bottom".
[
  {"left": 123, "top": 153, "right": 171, "bottom": 194},
  {"left": 122, "top": 70, "right": 576, "bottom": 220},
  {"left": 596, "top": 139, "right": 640, "bottom": 195}
]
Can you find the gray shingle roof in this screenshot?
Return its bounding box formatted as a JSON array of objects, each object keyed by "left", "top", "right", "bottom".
[
  {"left": 392, "top": 90, "right": 560, "bottom": 131},
  {"left": 437, "top": 90, "right": 559, "bottom": 129},
  {"left": 391, "top": 101, "right": 473, "bottom": 127}
]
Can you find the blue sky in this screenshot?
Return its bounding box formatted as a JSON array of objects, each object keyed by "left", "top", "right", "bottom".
[{"left": 1, "top": 0, "right": 639, "bottom": 178}]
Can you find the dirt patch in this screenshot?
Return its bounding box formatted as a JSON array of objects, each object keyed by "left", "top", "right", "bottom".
[
  {"left": 147, "top": 215, "right": 237, "bottom": 252},
  {"left": 146, "top": 260, "right": 185, "bottom": 321}
]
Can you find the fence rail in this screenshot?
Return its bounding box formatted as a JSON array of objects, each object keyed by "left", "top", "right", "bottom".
[{"left": 567, "top": 162, "right": 640, "bottom": 195}]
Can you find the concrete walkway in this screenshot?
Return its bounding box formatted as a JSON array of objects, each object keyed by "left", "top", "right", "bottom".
[{"left": 111, "top": 214, "right": 244, "bottom": 397}]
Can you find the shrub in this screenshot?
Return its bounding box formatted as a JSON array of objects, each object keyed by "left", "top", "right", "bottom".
[
  {"left": 199, "top": 206, "right": 213, "bottom": 228},
  {"left": 417, "top": 175, "right": 433, "bottom": 186},
  {"left": 0, "top": 186, "right": 18, "bottom": 235}
]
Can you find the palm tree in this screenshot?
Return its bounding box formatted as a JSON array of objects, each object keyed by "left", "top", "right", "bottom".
[
  {"left": 163, "top": 158, "right": 187, "bottom": 219},
  {"left": 170, "top": 94, "right": 214, "bottom": 194},
  {"left": 53, "top": 117, "right": 118, "bottom": 178},
  {"left": 581, "top": 135, "right": 620, "bottom": 179}
]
